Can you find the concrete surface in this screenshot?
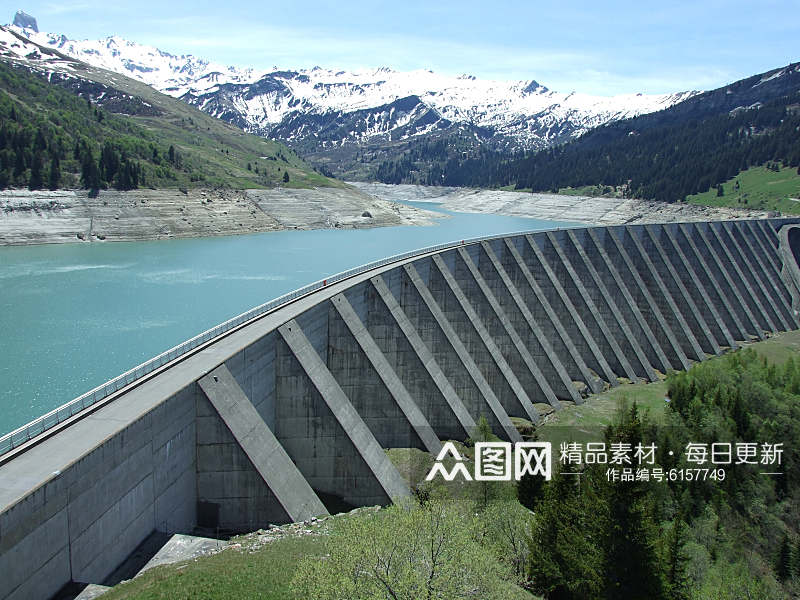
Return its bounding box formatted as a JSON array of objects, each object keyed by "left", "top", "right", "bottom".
[
  {"left": 2, "top": 218, "right": 800, "bottom": 600},
  {"left": 137, "top": 534, "right": 223, "bottom": 575}
]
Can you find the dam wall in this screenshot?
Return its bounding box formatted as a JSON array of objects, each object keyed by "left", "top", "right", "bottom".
[{"left": 1, "top": 218, "right": 799, "bottom": 599}]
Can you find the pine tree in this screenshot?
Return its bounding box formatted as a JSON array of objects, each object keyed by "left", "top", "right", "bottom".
[
  {"left": 603, "top": 403, "right": 666, "bottom": 600},
  {"left": 48, "top": 155, "right": 60, "bottom": 190},
  {"left": 528, "top": 467, "right": 604, "bottom": 599},
  {"left": 13, "top": 144, "right": 25, "bottom": 179},
  {"left": 468, "top": 416, "right": 506, "bottom": 510},
  {"left": 777, "top": 535, "right": 792, "bottom": 581},
  {"left": 33, "top": 127, "right": 47, "bottom": 153},
  {"left": 794, "top": 538, "right": 800, "bottom": 579},
  {"left": 100, "top": 143, "right": 119, "bottom": 183},
  {"left": 28, "top": 153, "right": 43, "bottom": 190},
  {"left": 114, "top": 160, "right": 140, "bottom": 191},
  {"left": 517, "top": 432, "right": 545, "bottom": 510},
  {"left": 283, "top": 170, "right": 290, "bottom": 183},
  {"left": 663, "top": 518, "right": 691, "bottom": 600},
  {"left": 517, "top": 470, "right": 545, "bottom": 512},
  {"left": 81, "top": 150, "right": 101, "bottom": 197}
]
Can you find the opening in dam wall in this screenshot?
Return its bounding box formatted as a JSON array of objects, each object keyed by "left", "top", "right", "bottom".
[{"left": 1, "top": 218, "right": 799, "bottom": 600}]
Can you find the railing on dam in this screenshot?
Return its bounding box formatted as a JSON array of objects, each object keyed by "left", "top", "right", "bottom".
[{"left": 0, "top": 225, "right": 577, "bottom": 458}]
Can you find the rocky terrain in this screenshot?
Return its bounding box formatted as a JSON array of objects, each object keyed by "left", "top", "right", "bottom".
[
  {"left": 352, "top": 183, "right": 777, "bottom": 225},
  {"left": 0, "top": 187, "right": 440, "bottom": 245}
]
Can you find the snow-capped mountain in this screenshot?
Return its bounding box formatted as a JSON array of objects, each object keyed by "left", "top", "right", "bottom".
[{"left": 4, "top": 17, "right": 697, "bottom": 176}]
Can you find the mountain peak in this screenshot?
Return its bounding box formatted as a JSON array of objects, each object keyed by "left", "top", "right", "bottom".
[
  {"left": 12, "top": 10, "right": 37, "bottom": 32},
  {"left": 522, "top": 80, "right": 548, "bottom": 94}
]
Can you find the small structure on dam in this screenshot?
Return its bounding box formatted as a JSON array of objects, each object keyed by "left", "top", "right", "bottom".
[{"left": 1, "top": 218, "right": 800, "bottom": 599}]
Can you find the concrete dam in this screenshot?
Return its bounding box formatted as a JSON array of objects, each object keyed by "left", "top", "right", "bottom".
[{"left": 2, "top": 218, "right": 800, "bottom": 599}]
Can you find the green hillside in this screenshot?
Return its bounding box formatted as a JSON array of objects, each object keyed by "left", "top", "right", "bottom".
[
  {"left": 0, "top": 57, "right": 338, "bottom": 192},
  {"left": 686, "top": 164, "right": 800, "bottom": 214}
]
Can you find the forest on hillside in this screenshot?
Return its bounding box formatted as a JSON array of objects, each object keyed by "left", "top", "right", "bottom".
[
  {"left": 0, "top": 59, "right": 326, "bottom": 193},
  {"left": 0, "top": 60, "right": 195, "bottom": 193},
  {"left": 286, "top": 348, "right": 800, "bottom": 600},
  {"left": 522, "top": 348, "right": 799, "bottom": 599},
  {"left": 374, "top": 93, "right": 800, "bottom": 204}
]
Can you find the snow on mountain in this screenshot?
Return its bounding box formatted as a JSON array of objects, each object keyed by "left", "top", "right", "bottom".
[
  {"left": 7, "top": 25, "right": 265, "bottom": 91},
  {"left": 183, "top": 64, "right": 694, "bottom": 142},
  {"left": 5, "top": 21, "right": 697, "bottom": 151},
  {"left": 0, "top": 25, "right": 81, "bottom": 73}
]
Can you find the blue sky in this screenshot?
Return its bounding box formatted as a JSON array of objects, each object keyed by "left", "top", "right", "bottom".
[{"left": 11, "top": 0, "right": 800, "bottom": 95}]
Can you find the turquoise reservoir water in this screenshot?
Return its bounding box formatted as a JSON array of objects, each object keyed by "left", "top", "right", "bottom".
[{"left": 0, "top": 200, "right": 575, "bottom": 436}]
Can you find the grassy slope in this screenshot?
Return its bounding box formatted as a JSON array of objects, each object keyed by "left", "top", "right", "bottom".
[
  {"left": 80, "top": 66, "right": 338, "bottom": 190},
  {"left": 1, "top": 45, "right": 340, "bottom": 190},
  {"left": 685, "top": 165, "right": 800, "bottom": 214},
  {"left": 505, "top": 167, "right": 800, "bottom": 210},
  {"left": 536, "top": 380, "right": 669, "bottom": 450},
  {"left": 740, "top": 328, "right": 800, "bottom": 365},
  {"left": 547, "top": 166, "right": 800, "bottom": 209},
  {"left": 102, "top": 536, "right": 327, "bottom": 600}
]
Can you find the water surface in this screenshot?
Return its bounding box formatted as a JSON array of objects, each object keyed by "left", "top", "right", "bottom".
[{"left": 0, "top": 199, "right": 576, "bottom": 435}]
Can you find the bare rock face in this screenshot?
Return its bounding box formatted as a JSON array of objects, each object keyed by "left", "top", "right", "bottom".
[
  {"left": 351, "top": 182, "right": 775, "bottom": 225},
  {"left": 0, "top": 187, "right": 441, "bottom": 245},
  {"left": 572, "top": 380, "right": 589, "bottom": 398},
  {"left": 12, "top": 11, "right": 38, "bottom": 32}
]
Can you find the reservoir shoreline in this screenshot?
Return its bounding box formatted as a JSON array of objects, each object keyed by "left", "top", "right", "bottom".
[
  {"left": 351, "top": 182, "right": 776, "bottom": 226},
  {"left": 0, "top": 186, "right": 442, "bottom": 246},
  {"left": 0, "top": 183, "right": 776, "bottom": 246}
]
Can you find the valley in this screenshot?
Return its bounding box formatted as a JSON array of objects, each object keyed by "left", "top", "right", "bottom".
[{"left": 3, "top": 15, "right": 799, "bottom": 240}]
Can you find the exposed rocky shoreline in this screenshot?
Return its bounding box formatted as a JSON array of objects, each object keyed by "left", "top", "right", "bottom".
[
  {"left": 0, "top": 183, "right": 779, "bottom": 246},
  {"left": 0, "top": 187, "right": 441, "bottom": 246},
  {"left": 351, "top": 182, "right": 778, "bottom": 225}
]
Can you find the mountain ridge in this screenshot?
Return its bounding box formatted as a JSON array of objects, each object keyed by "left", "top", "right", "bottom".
[
  {"left": 5, "top": 19, "right": 697, "bottom": 178},
  {"left": 367, "top": 60, "right": 800, "bottom": 206}
]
